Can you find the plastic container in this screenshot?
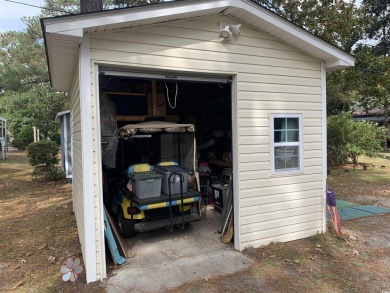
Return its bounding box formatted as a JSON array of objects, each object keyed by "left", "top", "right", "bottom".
[
  {"left": 211, "top": 183, "right": 229, "bottom": 212},
  {"left": 154, "top": 165, "right": 189, "bottom": 195},
  {"left": 128, "top": 171, "right": 162, "bottom": 199}
]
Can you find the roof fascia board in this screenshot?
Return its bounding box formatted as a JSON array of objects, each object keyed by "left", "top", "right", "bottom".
[
  {"left": 325, "top": 59, "right": 351, "bottom": 71},
  {"left": 49, "top": 28, "right": 84, "bottom": 37},
  {"left": 236, "top": 0, "right": 355, "bottom": 67},
  {"left": 44, "top": 0, "right": 230, "bottom": 35}
]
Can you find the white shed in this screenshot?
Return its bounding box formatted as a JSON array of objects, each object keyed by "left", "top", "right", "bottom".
[{"left": 41, "top": 0, "right": 354, "bottom": 282}]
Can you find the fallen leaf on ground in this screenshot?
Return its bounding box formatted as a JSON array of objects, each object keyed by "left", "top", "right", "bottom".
[
  {"left": 38, "top": 244, "right": 48, "bottom": 250},
  {"left": 315, "top": 244, "right": 322, "bottom": 248},
  {"left": 293, "top": 259, "right": 301, "bottom": 264},
  {"left": 26, "top": 252, "right": 33, "bottom": 257},
  {"left": 348, "top": 235, "right": 357, "bottom": 241},
  {"left": 352, "top": 250, "right": 359, "bottom": 256},
  {"left": 48, "top": 256, "right": 56, "bottom": 263}
]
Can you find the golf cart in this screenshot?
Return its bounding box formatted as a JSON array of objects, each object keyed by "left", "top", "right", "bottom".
[{"left": 105, "top": 121, "right": 202, "bottom": 238}]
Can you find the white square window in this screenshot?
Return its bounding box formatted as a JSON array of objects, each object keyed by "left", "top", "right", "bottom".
[{"left": 270, "top": 114, "right": 303, "bottom": 174}]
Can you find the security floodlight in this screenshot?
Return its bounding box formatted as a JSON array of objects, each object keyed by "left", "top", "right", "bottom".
[
  {"left": 219, "top": 23, "right": 242, "bottom": 38},
  {"left": 220, "top": 26, "right": 233, "bottom": 38}
]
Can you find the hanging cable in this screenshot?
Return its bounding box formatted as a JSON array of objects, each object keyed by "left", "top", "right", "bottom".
[
  {"left": 5, "top": 0, "right": 73, "bottom": 14},
  {"left": 165, "top": 82, "right": 178, "bottom": 109}
]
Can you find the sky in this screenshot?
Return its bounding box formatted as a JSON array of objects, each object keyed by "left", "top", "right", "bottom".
[{"left": 0, "top": 0, "right": 44, "bottom": 33}]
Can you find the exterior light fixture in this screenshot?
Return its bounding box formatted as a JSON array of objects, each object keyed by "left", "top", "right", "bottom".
[{"left": 219, "top": 23, "right": 242, "bottom": 38}]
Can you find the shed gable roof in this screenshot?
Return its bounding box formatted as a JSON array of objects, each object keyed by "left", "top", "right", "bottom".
[{"left": 41, "top": 0, "right": 355, "bottom": 92}]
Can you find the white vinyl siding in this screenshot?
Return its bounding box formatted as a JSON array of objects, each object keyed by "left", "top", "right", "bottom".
[
  {"left": 89, "top": 15, "right": 324, "bottom": 250},
  {"left": 69, "top": 64, "right": 86, "bottom": 260}
]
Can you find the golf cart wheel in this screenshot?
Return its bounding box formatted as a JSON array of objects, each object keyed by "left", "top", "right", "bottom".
[{"left": 117, "top": 208, "right": 136, "bottom": 238}]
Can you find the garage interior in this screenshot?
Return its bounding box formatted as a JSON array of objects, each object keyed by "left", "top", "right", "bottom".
[{"left": 99, "top": 69, "right": 237, "bottom": 272}]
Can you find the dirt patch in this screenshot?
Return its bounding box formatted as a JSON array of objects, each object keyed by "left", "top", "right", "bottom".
[
  {"left": 167, "top": 156, "right": 390, "bottom": 293},
  {"left": 2, "top": 152, "right": 390, "bottom": 292},
  {"left": 0, "top": 150, "right": 106, "bottom": 293},
  {"left": 168, "top": 216, "right": 390, "bottom": 293}
]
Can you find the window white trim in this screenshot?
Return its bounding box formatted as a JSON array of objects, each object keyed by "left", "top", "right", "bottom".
[{"left": 270, "top": 113, "right": 303, "bottom": 174}]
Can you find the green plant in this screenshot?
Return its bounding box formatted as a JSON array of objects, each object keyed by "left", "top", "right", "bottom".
[
  {"left": 26, "top": 141, "right": 61, "bottom": 180},
  {"left": 327, "top": 113, "right": 351, "bottom": 166},
  {"left": 10, "top": 125, "right": 35, "bottom": 150},
  {"left": 51, "top": 132, "right": 61, "bottom": 145},
  {"left": 11, "top": 138, "right": 28, "bottom": 150},
  {"left": 347, "top": 120, "right": 387, "bottom": 164},
  {"left": 327, "top": 113, "right": 387, "bottom": 165},
  {"left": 17, "top": 125, "right": 34, "bottom": 144}
]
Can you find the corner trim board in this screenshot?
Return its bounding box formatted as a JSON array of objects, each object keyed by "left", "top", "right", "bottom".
[
  {"left": 321, "top": 61, "right": 327, "bottom": 233},
  {"left": 79, "top": 35, "right": 98, "bottom": 282}
]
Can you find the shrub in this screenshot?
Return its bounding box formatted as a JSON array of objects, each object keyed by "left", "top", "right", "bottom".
[
  {"left": 17, "top": 125, "right": 34, "bottom": 144},
  {"left": 327, "top": 112, "right": 387, "bottom": 166},
  {"left": 11, "top": 126, "right": 35, "bottom": 150},
  {"left": 347, "top": 119, "right": 387, "bottom": 164},
  {"left": 26, "top": 141, "right": 62, "bottom": 180},
  {"left": 51, "top": 132, "right": 61, "bottom": 145},
  {"left": 327, "top": 113, "right": 350, "bottom": 166},
  {"left": 12, "top": 138, "right": 28, "bottom": 150}
]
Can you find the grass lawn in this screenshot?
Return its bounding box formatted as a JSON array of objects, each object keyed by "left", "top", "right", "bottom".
[
  {"left": 0, "top": 150, "right": 104, "bottom": 292},
  {"left": 1, "top": 151, "right": 390, "bottom": 292},
  {"left": 327, "top": 155, "right": 390, "bottom": 207}
]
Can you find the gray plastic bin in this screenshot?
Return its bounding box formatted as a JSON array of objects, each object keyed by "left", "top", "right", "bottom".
[
  {"left": 154, "top": 165, "right": 189, "bottom": 195},
  {"left": 129, "top": 171, "right": 162, "bottom": 199}
]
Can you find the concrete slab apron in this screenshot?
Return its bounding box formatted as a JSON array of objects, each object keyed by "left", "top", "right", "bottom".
[{"left": 107, "top": 208, "right": 254, "bottom": 293}]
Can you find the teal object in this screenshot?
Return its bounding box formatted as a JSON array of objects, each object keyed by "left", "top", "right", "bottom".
[
  {"left": 335, "top": 200, "right": 359, "bottom": 208},
  {"left": 353, "top": 205, "right": 390, "bottom": 214},
  {"left": 327, "top": 204, "right": 390, "bottom": 221},
  {"left": 104, "top": 212, "right": 126, "bottom": 265}
]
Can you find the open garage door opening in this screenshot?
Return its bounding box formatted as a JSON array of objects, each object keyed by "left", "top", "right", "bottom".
[{"left": 98, "top": 68, "right": 235, "bottom": 261}]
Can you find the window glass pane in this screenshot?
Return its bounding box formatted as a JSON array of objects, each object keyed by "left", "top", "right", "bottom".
[
  {"left": 274, "top": 146, "right": 299, "bottom": 170},
  {"left": 274, "top": 118, "right": 285, "bottom": 130},
  {"left": 286, "top": 118, "right": 299, "bottom": 130},
  {"left": 286, "top": 130, "right": 299, "bottom": 142},
  {"left": 274, "top": 130, "right": 285, "bottom": 143}
]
